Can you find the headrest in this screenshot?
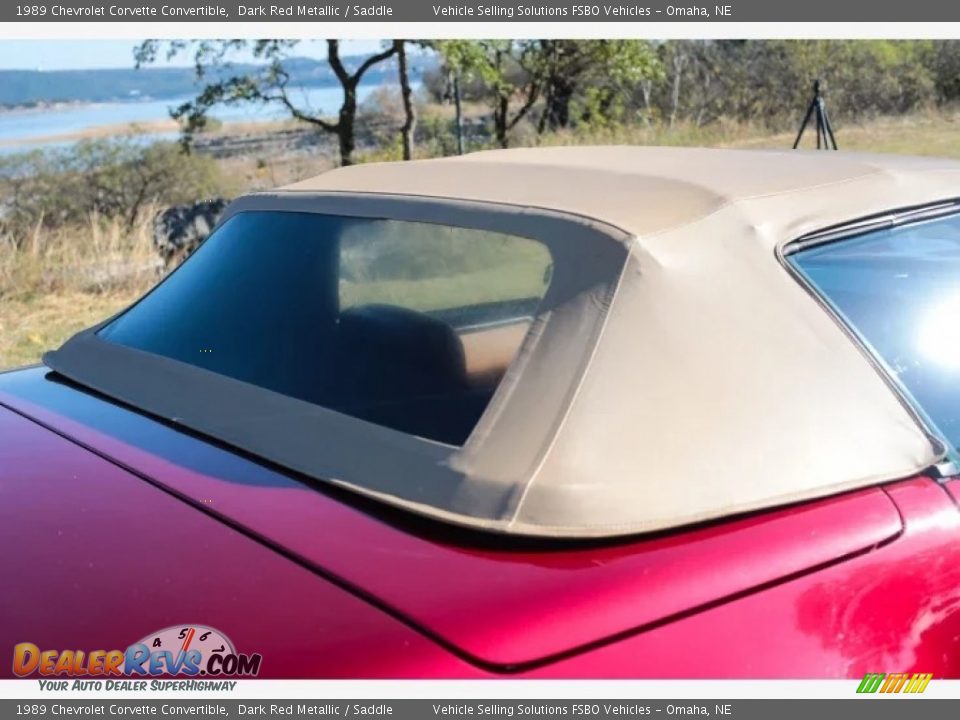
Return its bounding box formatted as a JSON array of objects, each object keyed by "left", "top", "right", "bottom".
[{"left": 337, "top": 304, "right": 467, "bottom": 396}]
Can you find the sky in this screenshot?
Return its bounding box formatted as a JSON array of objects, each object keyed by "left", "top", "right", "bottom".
[{"left": 0, "top": 39, "right": 388, "bottom": 71}]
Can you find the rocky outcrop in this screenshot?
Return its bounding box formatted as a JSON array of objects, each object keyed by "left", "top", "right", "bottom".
[{"left": 152, "top": 199, "right": 228, "bottom": 266}]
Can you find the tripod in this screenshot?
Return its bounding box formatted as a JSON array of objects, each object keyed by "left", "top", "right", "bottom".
[{"left": 792, "top": 80, "right": 838, "bottom": 150}]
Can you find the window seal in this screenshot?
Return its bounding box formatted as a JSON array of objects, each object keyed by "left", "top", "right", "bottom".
[{"left": 782, "top": 198, "right": 960, "bottom": 256}]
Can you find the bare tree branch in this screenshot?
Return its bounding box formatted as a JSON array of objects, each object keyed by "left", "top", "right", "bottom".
[{"left": 353, "top": 44, "right": 400, "bottom": 84}]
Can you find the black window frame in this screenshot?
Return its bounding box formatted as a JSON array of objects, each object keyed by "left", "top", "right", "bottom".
[{"left": 42, "top": 193, "right": 631, "bottom": 529}]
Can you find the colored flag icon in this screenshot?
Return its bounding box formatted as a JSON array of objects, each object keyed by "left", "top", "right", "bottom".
[{"left": 857, "top": 672, "right": 932, "bottom": 694}]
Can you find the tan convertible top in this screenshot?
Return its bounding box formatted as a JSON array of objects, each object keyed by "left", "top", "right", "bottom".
[
  {"left": 283, "top": 145, "right": 960, "bottom": 239},
  {"left": 48, "top": 147, "right": 960, "bottom": 537}
]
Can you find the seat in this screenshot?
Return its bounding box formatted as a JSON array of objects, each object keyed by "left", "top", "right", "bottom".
[{"left": 332, "top": 304, "right": 480, "bottom": 443}]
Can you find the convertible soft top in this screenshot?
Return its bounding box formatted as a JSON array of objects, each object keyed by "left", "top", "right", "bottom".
[{"left": 46, "top": 147, "right": 960, "bottom": 537}]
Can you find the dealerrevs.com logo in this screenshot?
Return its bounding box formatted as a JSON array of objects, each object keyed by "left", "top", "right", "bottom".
[{"left": 12, "top": 625, "right": 262, "bottom": 678}]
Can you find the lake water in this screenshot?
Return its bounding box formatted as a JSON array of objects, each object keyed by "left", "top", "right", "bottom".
[{"left": 0, "top": 83, "right": 387, "bottom": 155}]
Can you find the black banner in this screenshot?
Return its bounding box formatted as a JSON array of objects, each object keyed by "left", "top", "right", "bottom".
[
  {"left": 2, "top": 700, "right": 958, "bottom": 720},
  {"left": 4, "top": 0, "right": 958, "bottom": 23}
]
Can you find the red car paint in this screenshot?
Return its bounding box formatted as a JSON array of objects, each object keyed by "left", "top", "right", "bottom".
[
  {"left": 2, "top": 366, "right": 959, "bottom": 678},
  {"left": 0, "top": 399, "right": 474, "bottom": 679},
  {"left": 532, "top": 478, "right": 960, "bottom": 678}
]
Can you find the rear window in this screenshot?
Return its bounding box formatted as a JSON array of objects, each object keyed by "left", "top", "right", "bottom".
[
  {"left": 791, "top": 212, "right": 960, "bottom": 455},
  {"left": 98, "top": 211, "right": 553, "bottom": 446}
]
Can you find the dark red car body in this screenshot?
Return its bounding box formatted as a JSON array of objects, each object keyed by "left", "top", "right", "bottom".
[{"left": 2, "top": 364, "right": 959, "bottom": 679}]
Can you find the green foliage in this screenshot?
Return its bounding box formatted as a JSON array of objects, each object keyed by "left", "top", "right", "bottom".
[
  {"left": 415, "top": 110, "right": 464, "bottom": 157},
  {"left": 0, "top": 138, "right": 233, "bottom": 246},
  {"left": 538, "top": 40, "right": 663, "bottom": 132},
  {"left": 428, "top": 40, "right": 543, "bottom": 147},
  {"left": 646, "top": 40, "right": 938, "bottom": 129},
  {"left": 429, "top": 40, "right": 510, "bottom": 87},
  {"left": 925, "top": 41, "right": 960, "bottom": 103},
  {"left": 425, "top": 40, "right": 665, "bottom": 142},
  {"left": 422, "top": 39, "right": 957, "bottom": 136},
  {"left": 358, "top": 135, "right": 406, "bottom": 164}
]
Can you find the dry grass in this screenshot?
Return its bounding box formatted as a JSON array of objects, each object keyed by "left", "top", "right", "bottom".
[
  {"left": 531, "top": 117, "right": 775, "bottom": 149},
  {"left": 0, "top": 212, "right": 161, "bottom": 369},
  {"left": 538, "top": 110, "right": 960, "bottom": 158},
  {"left": 0, "top": 291, "right": 145, "bottom": 370},
  {"left": 729, "top": 110, "right": 960, "bottom": 158},
  {"left": 219, "top": 152, "right": 335, "bottom": 192}
]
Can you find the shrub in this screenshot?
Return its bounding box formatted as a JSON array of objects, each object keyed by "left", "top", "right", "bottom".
[{"left": 0, "top": 137, "right": 235, "bottom": 248}]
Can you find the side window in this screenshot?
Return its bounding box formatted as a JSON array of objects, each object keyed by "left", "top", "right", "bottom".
[
  {"left": 98, "top": 211, "right": 553, "bottom": 447},
  {"left": 791, "top": 213, "right": 960, "bottom": 455},
  {"left": 339, "top": 220, "right": 553, "bottom": 388}
]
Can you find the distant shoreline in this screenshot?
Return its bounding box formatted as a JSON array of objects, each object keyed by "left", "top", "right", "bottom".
[
  {"left": 0, "top": 97, "right": 183, "bottom": 116},
  {"left": 0, "top": 118, "right": 296, "bottom": 149},
  {"left": 0, "top": 100, "right": 82, "bottom": 115},
  {"left": 0, "top": 119, "right": 176, "bottom": 148}
]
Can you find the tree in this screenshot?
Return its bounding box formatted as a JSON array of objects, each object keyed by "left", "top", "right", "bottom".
[
  {"left": 134, "top": 39, "right": 399, "bottom": 166},
  {"left": 634, "top": 40, "right": 936, "bottom": 130},
  {"left": 432, "top": 40, "right": 543, "bottom": 148},
  {"left": 536, "top": 40, "right": 663, "bottom": 133},
  {"left": 0, "top": 138, "right": 230, "bottom": 244},
  {"left": 394, "top": 40, "right": 417, "bottom": 161},
  {"left": 927, "top": 41, "right": 960, "bottom": 104}
]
